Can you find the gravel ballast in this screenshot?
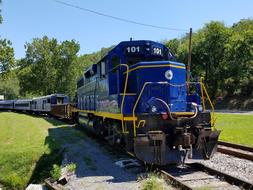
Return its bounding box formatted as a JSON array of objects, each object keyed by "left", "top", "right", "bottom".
[{"left": 200, "top": 152, "right": 253, "bottom": 184}]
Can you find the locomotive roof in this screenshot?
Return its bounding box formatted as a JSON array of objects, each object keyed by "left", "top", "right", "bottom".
[
  {"left": 99, "top": 40, "right": 169, "bottom": 61},
  {"left": 82, "top": 40, "right": 170, "bottom": 75}
]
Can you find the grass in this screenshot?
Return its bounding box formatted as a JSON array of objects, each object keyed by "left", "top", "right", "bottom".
[
  {"left": 215, "top": 113, "right": 253, "bottom": 146},
  {"left": 0, "top": 112, "right": 80, "bottom": 189},
  {"left": 142, "top": 174, "right": 163, "bottom": 190}
]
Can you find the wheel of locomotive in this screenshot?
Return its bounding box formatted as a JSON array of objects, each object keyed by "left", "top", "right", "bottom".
[
  {"left": 104, "top": 119, "right": 123, "bottom": 145},
  {"left": 93, "top": 117, "right": 105, "bottom": 136}
]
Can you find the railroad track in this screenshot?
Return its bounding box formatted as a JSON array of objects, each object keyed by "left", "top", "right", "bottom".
[
  {"left": 218, "top": 141, "right": 253, "bottom": 161},
  {"left": 160, "top": 163, "right": 253, "bottom": 190}
]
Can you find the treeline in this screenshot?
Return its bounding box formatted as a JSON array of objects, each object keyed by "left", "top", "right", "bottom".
[
  {"left": 0, "top": 36, "right": 111, "bottom": 100},
  {"left": 0, "top": 19, "right": 252, "bottom": 102},
  {"left": 165, "top": 19, "right": 253, "bottom": 98}
]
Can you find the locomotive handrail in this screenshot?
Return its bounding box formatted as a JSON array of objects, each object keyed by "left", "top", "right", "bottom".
[
  {"left": 187, "top": 80, "right": 215, "bottom": 127},
  {"left": 200, "top": 82, "right": 215, "bottom": 127},
  {"left": 132, "top": 81, "right": 213, "bottom": 137},
  {"left": 132, "top": 81, "right": 185, "bottom": 137},
  {"left": 132, "top": 82, "right": 152, "bottom": 137},
  {"left": 108, "top": 63, "right": 130, "bottom": 133},
  {"left": 120, "top": 64, "right": 129, "bottom": 133},
  {"left": 200, "top": 78, "right": 206, "bottom": 111}
]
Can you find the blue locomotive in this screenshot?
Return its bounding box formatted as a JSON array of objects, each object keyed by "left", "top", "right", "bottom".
[{"left": 77, "top": 40, "right": 220, "bottom": 165}]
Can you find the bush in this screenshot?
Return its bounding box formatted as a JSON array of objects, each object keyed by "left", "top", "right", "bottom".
[
  {"left": 66, "top": 163, "right": 76, "bottom": 173},
  {"left": 142, "top": 174, "right": 163, "bottom": 190},
  {"left": 50, "top": 164, "right": 61, "bottom": 181}
]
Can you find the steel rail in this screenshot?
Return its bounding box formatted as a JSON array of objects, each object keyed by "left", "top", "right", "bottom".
[
  {"left": 218, "top": 141, "right": 253, "bottom": 161},
  {"left": 218, "top": 141, "right": 253, "bottom": 152},
  {"left": 188, "top": 163, "right": 253, "bottom": 190},
  {"left": 160, "top": 163, "right": 253, "bottom": 190}
]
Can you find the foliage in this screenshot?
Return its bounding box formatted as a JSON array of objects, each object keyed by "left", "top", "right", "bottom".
[
  {"left": 18, "top": 36, "right": 80, "bottom": 99},
  {"left": 0, "top": 36, "right": 18, "bottom": 99},
  {"left": 0, "top": 71, "right": 20, "bottom": 99},
  {"left": 223, "top": 19, "right": 253, "bottom": 96},
  {"left": 165, "top": 19, "right": 253, "bottom": 99},
  {"left": 17, "top": 36, "right": 112, "bottom": 100},
  {"left": 0, "top": 38, "right": 15, "bottom": 74},
  {"left": 77, "top": 46, "right": 114, "bottom": 72},
  {"left": 50, "top": 164, "right": 62, "bottom": 181},
  {"left": 142, "top": 174, "right": 163, "bottom": 190},
  {"left": 0, "top": 0, "right": 2, "bottom": 24},
  {"left": 66, "top": 163, "right": 77, "bottom": 173},
  {"left": 215, "top": 113, "right": 253, "bottom": 146}
]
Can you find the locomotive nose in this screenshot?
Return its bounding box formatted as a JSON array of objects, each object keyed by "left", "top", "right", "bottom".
[{"left": 129, "top": 61, "right": 187, "bottom": 114}]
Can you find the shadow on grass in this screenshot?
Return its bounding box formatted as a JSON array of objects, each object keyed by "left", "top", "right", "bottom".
[
  {"left": 26, "top": 115, "right": 138, "bottom": 187},
  {"left": 28, "top": 130, "right": 66, "bottom": 184},
  {"left": 28, "top": 118, "right": 82, "bottom": 185}
]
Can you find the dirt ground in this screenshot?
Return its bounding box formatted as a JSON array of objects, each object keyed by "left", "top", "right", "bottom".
[{"left": 55, "top": 127, "right": 171, "bottom": 190}]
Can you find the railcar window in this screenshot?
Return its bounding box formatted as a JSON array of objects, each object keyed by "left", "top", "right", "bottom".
[
  {"left": 1, "top": 104, "right": 12, "bottom": 107},
  {"left": 15, "top": 103, "right": 29, "bottom": 107},
  {"left": 47, "top": 99, "right": 50, "bottom": 103},
  {"left": 101, "top": 61, "right": 106, "bottom": 78},
  {"left": 56, "top": 97, "right": 64, "bottom": 104}
]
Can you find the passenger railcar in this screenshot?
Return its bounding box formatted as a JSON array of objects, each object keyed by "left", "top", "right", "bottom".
[
  {"left": 0, "top": 100, "right": 14, "bottom": 110},
  {"left": 13, "top": 99, "right": 32, "bottom": 111},
  {"left": 77, "top": 40, "right": 221, "bottom": 165},
  {"left": 31, "top": 94, "right": 69, "bottom": 113}
]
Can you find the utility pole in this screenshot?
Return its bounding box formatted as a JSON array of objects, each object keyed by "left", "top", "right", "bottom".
[{"left": 187, "top": 28, "right": 192, "bottom": 91}]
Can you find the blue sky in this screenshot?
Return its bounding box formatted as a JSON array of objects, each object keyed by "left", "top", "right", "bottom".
[{"left": 0, "top": 0, "right": 252, "bottom": 59}]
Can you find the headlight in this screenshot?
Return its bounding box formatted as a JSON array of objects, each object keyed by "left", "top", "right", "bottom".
[
  {"left": 151, "top": 106, "right": 157, "bottom": 113},
  {"left": 198, "top": 105, "right": 203, "bottom": 112}
]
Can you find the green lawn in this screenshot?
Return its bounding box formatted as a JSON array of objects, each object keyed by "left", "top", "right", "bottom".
[
  {"left": 0, "top": 112, "right": 81, "bottom": 189},
  {"left": 215, "top": 113, "right": 253, "bottom": 146}
]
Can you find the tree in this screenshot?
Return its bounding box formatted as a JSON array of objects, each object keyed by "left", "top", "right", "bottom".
[
  {"left": 54, "top": 40, "right": 80, "bottom": 98},
  {"left": 164, "top": 38, "right": 180, "bottom": 58},
  {"left": 0, "top": 72, "right": 20, "bottom": 99},
  {"left": 166, "top": 22, "right": 230, "bottom": 98},
  {"left": 0, "top": 38, "right": 15, "bottom": 75},
  {"left": 19, "top": 36, "right": 58, "bottom": 95},
  {"left": 193, "top": 22, "right": 230, "bottom": 97},
  {"left": 18, "top": 36, "right": 80, "bottom": 99},
  {"left": 223, "top": 19, "right": 253, "bottom": 96},
  {"left": 0, "top": 38, "right": 17, "bottom": 99},
  {"left": 0, "top": 0, "right": 3, "bottom": 24}
]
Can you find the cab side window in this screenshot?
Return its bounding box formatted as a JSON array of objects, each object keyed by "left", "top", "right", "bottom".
[{"left": 100, "top": 61, "right": 106, "bottom": 78}]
